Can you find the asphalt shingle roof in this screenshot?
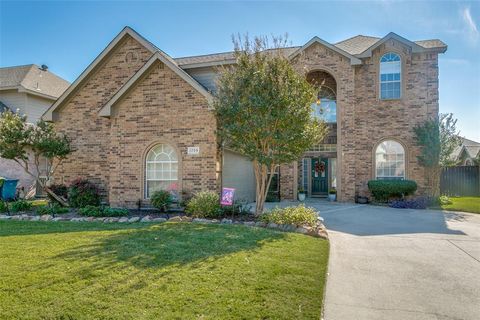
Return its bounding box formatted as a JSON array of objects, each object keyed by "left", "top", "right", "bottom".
[
  {"left": 174, "top": 35, "right": 447, "bottom": 67},
  {"left": 0, "top": 64, "right": 70, "bottom": 98}
]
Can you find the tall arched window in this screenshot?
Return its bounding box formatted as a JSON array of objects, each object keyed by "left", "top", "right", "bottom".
[
  {"left": 145, "top": 143, "right": 178, "bottom": 198},
  {"left": 375, "top": 140, "right": 405, "bottom": 180},
  {"left": 311, "top": 86, "right": 337, "bottom": 123},
  {"left": 380, "top": 52, "right": 401, "bottom": 100}
]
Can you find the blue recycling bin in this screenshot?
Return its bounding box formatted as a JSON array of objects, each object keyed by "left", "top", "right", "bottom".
[{"left": 0, "top": 178, "right": 19, "bottom": 201}]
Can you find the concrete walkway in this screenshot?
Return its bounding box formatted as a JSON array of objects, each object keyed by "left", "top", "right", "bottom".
[{"left": 264, "top": 200, "right": 480, "bottom": 320}]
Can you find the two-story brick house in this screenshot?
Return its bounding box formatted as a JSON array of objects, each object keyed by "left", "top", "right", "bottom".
[{"left": 43, "top": 27, "right": 446, "bottom": 207}]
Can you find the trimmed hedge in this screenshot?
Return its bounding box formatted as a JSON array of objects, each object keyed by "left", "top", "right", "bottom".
[
  {"left": 261, "top": 205, "right": 318, "bottom": 227},
  {"left": 367, "top": 179, "right": 417, "bottom": 202}
]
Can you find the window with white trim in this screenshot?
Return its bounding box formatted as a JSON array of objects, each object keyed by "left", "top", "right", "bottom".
[
  {"left": 145, "top": 144, "right": 178, "bottom": 198},
  {"left": 380, "top": 53, "right": 401, "bottom": 100},
  {"left": 375, "top": 140, "right": 405, "bottom": 180}
]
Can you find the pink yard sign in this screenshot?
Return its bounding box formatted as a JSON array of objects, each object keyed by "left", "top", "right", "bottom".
[{"left": 220, "top": 188, "right": 235, "bottom": 206}]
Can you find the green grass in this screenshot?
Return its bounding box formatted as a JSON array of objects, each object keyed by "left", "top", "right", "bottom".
[
  {"left": 442, "top": 196, "right": 480, "bottom": 214},
  {"left": 0, "top": 221, "right": 329, "bottom": 319}
]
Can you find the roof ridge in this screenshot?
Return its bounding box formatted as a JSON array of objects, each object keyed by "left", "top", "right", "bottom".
[
  {"left": 0, "top": 64, "right": 35, "bottom": 70},
  {"left": 175, "top": 45, "right": 300, "bottom": 60}
]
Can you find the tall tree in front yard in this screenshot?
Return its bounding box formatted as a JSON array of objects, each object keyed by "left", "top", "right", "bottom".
[
  {"left": 0, "top": 111, "right": 71, "bottom": 205},
  {"left": 413, "top": 113, "right": 462, "bottom": 197},
  {"left": 214, "top": 35, "right": 328, "bottom": 215}
]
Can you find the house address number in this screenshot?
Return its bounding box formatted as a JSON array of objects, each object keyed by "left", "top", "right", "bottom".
[{"left": 187, "top": 146, "right": 200, "bottom": 155}]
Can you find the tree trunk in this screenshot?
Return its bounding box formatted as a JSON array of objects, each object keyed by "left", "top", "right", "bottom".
[{"left": 253, "top": 161, "right": 277, "bottom": 216}]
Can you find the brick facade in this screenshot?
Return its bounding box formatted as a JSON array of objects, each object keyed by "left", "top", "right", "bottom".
[
  {"left": 51, "top": 29, "right": 442, "bottom": 206},
  {"left": 53, "top": 34, "right": 217, "bottom": 207}
]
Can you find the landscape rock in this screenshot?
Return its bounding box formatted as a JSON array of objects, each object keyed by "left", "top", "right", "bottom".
[
  {"left": 70, "top": 217, "right": 85, "bottom": 222},
  {"left": 295, "top": 227, "right": 309, "bottom": 234},
  {"left": 152, "top": 217, "right": 167, "bottom": 223},
  {"left": 255, "top": 221, "right": 267, "bottom": 228},
  {"left": 168, "top": 216, "right": 183, "bottom": 222},
  {"left": 140, "top": 216, "right": 151, "bottom": 222},
  {"left": 267, "top": 222, "right": 278, "bottom": 229},
  {"left": 40, "top": 214, "right": 53, "bottom": 221},
  {"left": 317, "top": 216, "right": 325, "bottom": 223},
  {"left": 128, "top": 217, "right": 140, "bottom": 223},
  {"left": 118, "top": 217, "right": 129, "bottom": 223},
  {"left": 182, "top": 216, "right": 193, "bottom": 222},
  {"left": 52, "top": 217, "right": 67, "bottom": 222},
  {"left": 221, "top": 218, "right": 233, "bottom": 224},
  {"left": 243, "top": 221, "right": 255, "bottom": 227},
  {"left": 29, "top": 216, "right": 40, "bottom": 221},
  {"left": 0, "top": 215, "right": 11, "bottom": 220}
]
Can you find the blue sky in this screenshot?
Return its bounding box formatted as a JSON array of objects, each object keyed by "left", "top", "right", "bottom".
[{"left": 1, "top": 1, "right": 479, "bottom": 140}]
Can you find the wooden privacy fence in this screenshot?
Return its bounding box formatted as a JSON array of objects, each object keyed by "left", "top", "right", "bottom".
[{"left": 440, "top": 166, "right": 480, "bottom": 196}]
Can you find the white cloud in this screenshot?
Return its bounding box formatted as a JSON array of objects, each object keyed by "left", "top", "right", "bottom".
[{"left": 462, "top": 7, "right": 479, "bottom": 43}]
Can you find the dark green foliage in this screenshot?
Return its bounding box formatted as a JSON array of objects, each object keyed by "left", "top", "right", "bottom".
[
  {"left": 78, "top": 206, "right": 129, "bottom": 217},
  {"left": 36, "top": 203, "right": 69, "bottom": 215},
  {"left": 185, "top": 191, "right": 222, "bottom": 218},
  {"left": 10, "top": 200, "right": 33, "bottom": 213},
  {"left": 150, "top": 190, "right": 173, "bottom": 212},
  {"left": 368, "top": 180, "right": 418, "bottom": 202},
  {"left": 0, "top": 201, "right": 8, "bottom": 213},
  {"left": 68, "top": 178, "right": 101, "bottom": 208}
]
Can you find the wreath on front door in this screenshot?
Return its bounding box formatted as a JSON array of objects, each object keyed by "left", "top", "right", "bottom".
[{"left": 314, "top": 161, "right": 326, "bottom": 174}]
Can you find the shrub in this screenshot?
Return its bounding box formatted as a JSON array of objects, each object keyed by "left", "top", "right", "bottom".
[
  {"left": 36, "top": 203, "right": 69, "bottom": 215},
  {"left": 10, "top": 200, "right": 33, "bottom": 213},
  {"left": 78, "top": 205, "right": 129, "bottom": 217},
  {"left": 389, "top": 197, "right": 428, "bottom": 209},
  {"left": 185, "top": 191, "right": 221, "bottom": 218},
  {"left": 68, "top": 178, "right": 101, "bottom": 208},
  {"left": 47, "top": 183, "right": 69, "bottom": 203},
  {"left": 367, "top": 180, "right": 417, "bottom": 202},
  {"left": 0, "top": 201, "right": 8, "bottom": 213},
  {"left": 261, "top": 205, "right": 318, "bottom": 227},
  {"left": 439, "top": 195, "right": 452, "bottom": 205},
  {"left": 150, "top": 190, "right": 173, "bottom": 212}
]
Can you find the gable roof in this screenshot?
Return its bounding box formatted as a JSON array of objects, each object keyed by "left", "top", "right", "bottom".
[
  {"left": 354, "top": 32, "right": 447, "bottom": 58},
  {"left": 98, "top": 52, "right": 213, "bottom": 117},
  {"left": 0, "top": 64, "right": 70, "bottom": 99},
  {"left": 43, "top": 26, "right": 158, "bottom": 121}
]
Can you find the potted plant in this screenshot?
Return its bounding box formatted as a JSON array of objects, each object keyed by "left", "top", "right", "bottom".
[
  {"left": 328, "top": 188, "right": 337, "bottom": 201},
  {"left": 298, "top": 187, "right": 306, "bottom": 201}
]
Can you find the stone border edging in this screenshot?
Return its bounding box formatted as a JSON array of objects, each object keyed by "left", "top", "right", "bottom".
[{"left": 0, "top": 214, "right": 328, "bottom": 239}]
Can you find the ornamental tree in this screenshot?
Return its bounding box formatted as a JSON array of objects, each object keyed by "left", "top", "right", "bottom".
[
  {"left": 0, "top": 111, "right": 71, "bottom": 205},
  {"left": 413, "top": 113, "right": 462, "bottom": 197},
  {"left": 214, "top": 35, "right": 328, "bottom": 215}
]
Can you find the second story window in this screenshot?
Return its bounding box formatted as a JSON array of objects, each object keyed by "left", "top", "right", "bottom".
[
  {"left": 380, "top": 52, "right": 401, "bottom": 100},
  {"left": 311, "top": 86, "right": 337, "bottom": 123}
]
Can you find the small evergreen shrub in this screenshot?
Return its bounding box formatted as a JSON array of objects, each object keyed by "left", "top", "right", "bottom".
[
  {"left": 367, "top": 180, "right": 417, "bottom": 202},
  {"left": 78, "top": 206, "right": 129, "bottom": 217},
  {"left": 36, "top": 203, "right": 69, "bottom": 215},
  {"left": 0, "top": 201, "right": 8, "bottom": 213},
  {"left": 185, "top": 191, "right": 221, "bottom": 218},
  {"left": 10, "top": 200, "right": 33, "bottom": 213},
  {"left": 150, "top": 190, "right": 173, "bottom": 212},
  {"left": 68, "top": 178, "right": 101, "bottom": 208},
  {"left": 439, "top": 195, "right": 452, "bottom": 205},
  {"left": 261, "top": 205, "right": 318, "bottom": 227}
]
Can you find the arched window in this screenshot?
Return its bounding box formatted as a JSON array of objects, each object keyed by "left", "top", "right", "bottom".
[
  {"left": 145, "top": 143, "right": 178, "bottom": 198},
  {"left": 311, "top": 86, "right": 337, "bottom": 123},
  {"left": 380, "top": 53, "right": 401, "bottom": 100},
  {"left": 375, "top": 140, "right": 405, "bottom": 180}
]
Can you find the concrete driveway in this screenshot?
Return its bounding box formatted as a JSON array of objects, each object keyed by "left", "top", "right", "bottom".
[
  {"left": 263, "top": 200, "right": 480, "bottom": 319},
  {"left": 316, "top": 201, "right": 480, "bottom": 320}
]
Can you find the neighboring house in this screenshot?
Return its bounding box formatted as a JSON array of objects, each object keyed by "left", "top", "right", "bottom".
[
  {"left": 0, "top": 64, "right": 70, "bottom": 193},
  {"left": 43, "top": 27, "right": 447, "bottom": 206},
  {"left": 452, "top": 138, "right": 480, "bottom": 166}
]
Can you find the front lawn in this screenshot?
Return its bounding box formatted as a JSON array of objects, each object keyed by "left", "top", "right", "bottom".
[
  {"left": 441, "top": 196, "right": 480, "bottom": 214},
  {"left": 0, "top": 221, "right": 329, "bottom": 319}
]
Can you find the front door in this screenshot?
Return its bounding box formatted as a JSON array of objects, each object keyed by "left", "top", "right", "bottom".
[{"left": 311, "top": 158, "right": 328, "bottom": 195}]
